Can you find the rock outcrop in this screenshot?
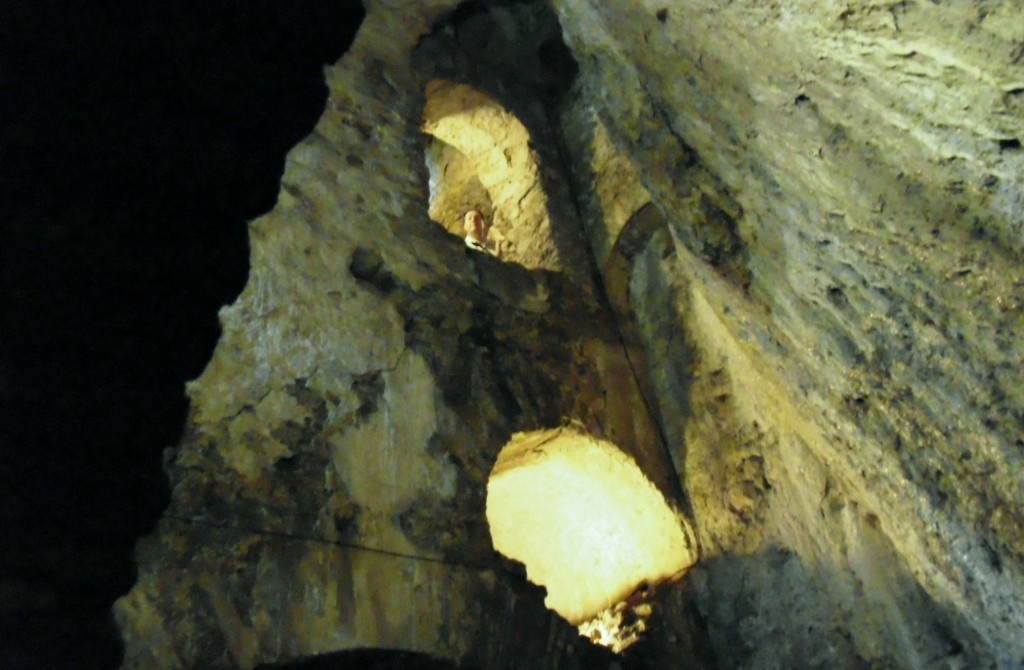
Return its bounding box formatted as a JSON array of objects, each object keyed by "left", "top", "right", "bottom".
[{"left": 117, "top": 1, "right": 1024, "bottom": 668}]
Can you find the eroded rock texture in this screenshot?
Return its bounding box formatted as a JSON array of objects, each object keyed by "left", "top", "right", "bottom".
[
  {"left": 555, "top": 0, "right": 1024, "bottom": 668},
  {"left": 118, "top": 0, "right": 1024, "bottom": 668}
]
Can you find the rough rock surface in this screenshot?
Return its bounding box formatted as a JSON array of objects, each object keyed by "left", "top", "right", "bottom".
[
  {"left": 117, "top": 0, "right": 1024, "bottom": 669},
  {"left": 555, "top": 0, "right": 1024, "bottom": 668},
  {"left": 115, "top": 2, "right": 697, "bottom": 668}
]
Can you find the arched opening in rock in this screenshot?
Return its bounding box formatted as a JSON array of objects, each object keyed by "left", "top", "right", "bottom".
[
  {"left": 420, "top": 78, "right": 559, "bottom": 269},
  {"left": 485, "top": 427, "right": 696, "bottom": 652}
]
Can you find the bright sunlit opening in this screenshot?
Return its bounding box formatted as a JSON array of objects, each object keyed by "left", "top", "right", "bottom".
[
  {"left": 486, "top": 427, "right": 696, "bottom": 651},
  {"left": 420, "top": 79, "right": 563, "bottom": 270}
]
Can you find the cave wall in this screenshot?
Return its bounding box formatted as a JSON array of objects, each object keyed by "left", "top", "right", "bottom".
[
  {"left": 114, "top": 1, "right": 694, "bottom": 668},
  {"left": 554, "top": 0, "right": 1024, "bottom": 668},
  {"left": 116, "top": 0, "right": 1024, "bottom": 669}
]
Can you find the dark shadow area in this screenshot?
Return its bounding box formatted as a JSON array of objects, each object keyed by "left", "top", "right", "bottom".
[
  {"left": 690, "top": 546, "right": 990, "bottom": 670},
  {"left": 427, "top": 0, "right": 578, "bottom": 105},
  {"left": 0, "top": 1, "right": 364, "bottom": 668},
  {"left": 254, "top": 648, "right": 463, "bottom": 670}
]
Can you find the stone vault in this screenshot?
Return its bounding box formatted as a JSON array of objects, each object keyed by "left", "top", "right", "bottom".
[{"left": 116, "top": 1, "right": 1024, "bottom": 669}]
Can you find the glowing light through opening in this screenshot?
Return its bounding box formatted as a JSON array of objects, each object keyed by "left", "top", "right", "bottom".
[
  {"left": 486, "top": 427, "right": 696, "bottom": 651},
  {"left": 420, "top": 78, "right": 563, "bottom": 271}
]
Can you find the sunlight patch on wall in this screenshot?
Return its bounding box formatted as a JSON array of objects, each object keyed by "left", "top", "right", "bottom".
[{"left": 485, "top": 426, "right": 696, "bottom": 652}]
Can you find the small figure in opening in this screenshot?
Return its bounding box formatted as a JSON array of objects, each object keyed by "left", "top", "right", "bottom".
[{"left": 464, "top": 209, "right": 504, "bottom": 257}]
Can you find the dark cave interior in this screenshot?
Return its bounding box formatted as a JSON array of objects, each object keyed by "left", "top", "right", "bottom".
[{"left": 0, "top": 1, "right": 364, "bottom": 667}]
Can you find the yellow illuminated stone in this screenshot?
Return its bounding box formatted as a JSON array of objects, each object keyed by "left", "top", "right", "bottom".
[{"left": 486, "top": 427, "right": 696, "bottom": 647}]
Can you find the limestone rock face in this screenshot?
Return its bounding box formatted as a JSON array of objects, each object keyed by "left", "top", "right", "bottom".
[
  {"left": 554, "top": 0, "right": 1024, "bottom": 668},
  {"left": 115, "top": 2, "right": 690, "bottom": 669},
  {"left": 117, "top": 0, "right": 1024, "bottom": 669}
]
